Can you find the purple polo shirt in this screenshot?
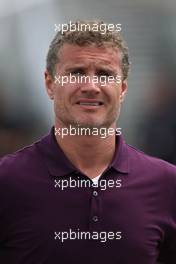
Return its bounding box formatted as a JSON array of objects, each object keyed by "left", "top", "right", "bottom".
[{"left": 0, "top": 127, "right": 176, "bottom": 264}]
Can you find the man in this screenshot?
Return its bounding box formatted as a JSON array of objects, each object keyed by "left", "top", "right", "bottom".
[{"left": 0, "top": 20, "right": 176, "bottom": 264}]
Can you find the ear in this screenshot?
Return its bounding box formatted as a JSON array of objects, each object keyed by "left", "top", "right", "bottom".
[
  {"left": 44, "top": 70, "right": 55, "bottom": 100},
  {"left": 120, "top": 80, "right": 128, "bottom": 103}
]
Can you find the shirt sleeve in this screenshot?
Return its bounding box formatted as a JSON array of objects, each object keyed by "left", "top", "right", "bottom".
[
  {"left": 0, "top": 157, "right": 12, "bottom": 246},
  {"left": 157, "top": 164, "right": 176, "bottom": 264}
]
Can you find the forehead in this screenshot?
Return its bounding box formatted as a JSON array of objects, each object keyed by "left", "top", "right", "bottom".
[{"left": 57, "top": 43, "right": 121, "bottom": 68}]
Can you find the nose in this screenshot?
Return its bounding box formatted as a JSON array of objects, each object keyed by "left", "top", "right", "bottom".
[{"left": 80, "top": 75, "right": 101, "bottom": 94}]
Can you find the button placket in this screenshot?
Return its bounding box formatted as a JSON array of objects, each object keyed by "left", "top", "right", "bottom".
[
  {"left": 92, "top": 215, "right": 98, "bottom": 222},
  {"left": 93, "top": 190, "right": 98, "bottom": 196},
  {"left": 88, "top": 182, "right": 102, "bottom": 231}
]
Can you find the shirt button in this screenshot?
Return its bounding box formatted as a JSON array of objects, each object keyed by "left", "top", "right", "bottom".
[
  {"left": 93, "top": 190, "right": 98, "bottom": 196},
  {"left": 92, "top": 216, "right": 98, "bottom": 222}
]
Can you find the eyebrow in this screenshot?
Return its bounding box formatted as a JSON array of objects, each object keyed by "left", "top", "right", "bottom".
[
  {"left": 64, "top": 65, "right": 118, "bottom": 75},
  {"left": 64, "top": 66, "right": 85, "bottom": 73}
]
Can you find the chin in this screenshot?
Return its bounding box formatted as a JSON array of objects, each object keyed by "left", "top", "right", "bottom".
[{"left": 75, "top": 120, "right": 111, "bottom": 129}]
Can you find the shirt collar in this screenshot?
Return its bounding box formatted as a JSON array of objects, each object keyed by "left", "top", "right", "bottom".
[{"left": 37, "top": 127, "right": 129, "bottom": 177}]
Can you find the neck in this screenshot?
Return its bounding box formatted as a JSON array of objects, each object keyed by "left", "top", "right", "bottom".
[{"left": 55, "top": 122, "right": 116, "bottom": 179}]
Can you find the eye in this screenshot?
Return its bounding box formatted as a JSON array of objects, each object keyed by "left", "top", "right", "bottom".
[
  {"left": 70, "top": 68, "right": 85, "bottom": 75},
  {"left": 96, "top": 69, "right": 112, "bottom": 77}
]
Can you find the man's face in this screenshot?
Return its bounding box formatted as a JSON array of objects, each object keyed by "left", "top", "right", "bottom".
[{"left": 45, "top": 43, "right": 127, "bottom": 129}]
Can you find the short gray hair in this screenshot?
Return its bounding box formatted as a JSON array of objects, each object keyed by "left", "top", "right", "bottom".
[{"left": 46, "top": 20, "right": 130, "bottom": 80}]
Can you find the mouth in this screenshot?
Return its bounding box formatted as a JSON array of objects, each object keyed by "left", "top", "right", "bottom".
[{"left": 76, "top": 99, "right": 104, "bottom": 108}]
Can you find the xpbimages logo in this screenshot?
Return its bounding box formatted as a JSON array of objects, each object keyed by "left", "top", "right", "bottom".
[
  {"left": 54, "top": 126, "right": 122, "bottom": 139},
  {"left": 54, "top": 229, "right": 122, "bottom": 243},
  {"left": 54, "top": 177, "right": 122, "bottom": 191},
  {"left": 54, "top": 21, "right": 122, "bottom": 34},
  {"left": 54, "top": 73, "right": 122, "bottom": 86}
]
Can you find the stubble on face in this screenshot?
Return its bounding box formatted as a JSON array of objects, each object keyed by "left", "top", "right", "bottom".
[{"left": 53, "top": 44, "right": 124, "bottom": 130}]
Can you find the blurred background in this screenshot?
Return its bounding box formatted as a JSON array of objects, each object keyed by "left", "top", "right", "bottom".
[{"left": 0, "top": 0, "right": 176, "bottom": 164}]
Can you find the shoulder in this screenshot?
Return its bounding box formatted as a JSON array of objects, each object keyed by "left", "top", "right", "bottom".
[
  {"left": 126, "top": 142, "right": 176, "bottom": 180},
  {"left": 0, "top": 143, "right": 37, "bottom": 167},
  {"left": 0, "top": 139, "right": 43, "bottom": 183}
]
